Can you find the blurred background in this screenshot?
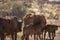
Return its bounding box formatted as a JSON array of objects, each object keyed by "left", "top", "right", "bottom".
[{"left": 0, "top": 0, "right": 60, "bottom": 24}]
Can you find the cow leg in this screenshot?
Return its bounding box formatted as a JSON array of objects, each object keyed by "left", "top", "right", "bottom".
[
  {"left": 38, "top": 32, "right": 41, "bottom": 40},
  {"left": 11, "top": 34, "right": 14, "bottom": 40},
  {"left": 25, "top": 35, "right": 29, "bottom": 40},
  {"left": 35, "top": 34, "right": 39, "bottom": 40},
  {"left": 52, "top": 31, "right": 55, "bottom": 40},
  {"left": 41, "top": 31, "right": 44, "bottom": 40},
  {"left": 39, "top": 34, "right": 43, "bottom": 40},
  {"left": 53, "top": 31, "right": 56, "bottom": 40},
  {"left": 14, "top": 32, "right": 17, "bottom": 40},
  {"left": 1, "top": 33, "right": 4, "bottom": 40},
  {"left": 54, "top": 31, "right": 56, "bottom": 37},
  {"left": 44, "top": 31, "right": 46, "bottom": 40},
  {"left": 34, "top": 34, "right": 36, "bottom": 40},
  {"left": 48, "top": 32, "right": 51, "bottom": 40},
  {"left": 34, "top": 34, "right": 38, "bottom": 40},
  {"left": 21, "top": 36, "right": 23, "bottom": 40},
  {"left": 37, "top": 32, "right": 43, "bottom": 40},
  {"left": 21, "top": 34, "right": 26, "bottom": 40},
  {"left": 52, "top": 32, "right": 54, "bottom": 40},
  {"left": 36, "top": 35, "right": 38, "bottom": 40},
  {"left": 34, "top": 34, "right": 39, "bottom": 40},
  {"left": 30, "top": 34, "right": 32, "bottom": 37}
]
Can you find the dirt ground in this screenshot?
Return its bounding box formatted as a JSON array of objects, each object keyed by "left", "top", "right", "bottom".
[{"left": 5, "top": 27, "right": 60, "bottom": 40}]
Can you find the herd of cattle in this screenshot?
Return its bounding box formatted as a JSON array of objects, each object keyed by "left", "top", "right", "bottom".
[{"left": 0, "top": 13, "right": 60, "bottom": 40}]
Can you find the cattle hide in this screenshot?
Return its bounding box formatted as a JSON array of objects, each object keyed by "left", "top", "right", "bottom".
[{"left": 0, "top": 16, "right": 22, "bottom": 35}]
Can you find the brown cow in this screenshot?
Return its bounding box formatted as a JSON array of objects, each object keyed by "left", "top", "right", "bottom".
[
  {"left": 0, "top": 16, "right": 22, "bottom": 40},
  {"left": 22, "top": 13, "right": 46, "bottom": 40},
  {"left": 44, "top": 24, "right": 59, "bottom": 40},
  {"left": 33, "top": 14, "right": 46, "bottom": 40}
]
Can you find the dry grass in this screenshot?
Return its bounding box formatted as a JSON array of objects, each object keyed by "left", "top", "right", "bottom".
[{"left": 56, "top": 27, "right": 60, "bottom": 34}]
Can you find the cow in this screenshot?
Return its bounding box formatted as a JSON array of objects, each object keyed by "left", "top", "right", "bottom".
[
  {"left": 32, "top": 14, "right": 46, "bottom": 40},
  {"left": 44, "top": 24, "right": 59, "bottom": 40},
  {"left": 0, "top": 16, "right": 22, "bottom": 40},
  {"left": 21, "top": 13, "right": 46, "bottom": 40}
]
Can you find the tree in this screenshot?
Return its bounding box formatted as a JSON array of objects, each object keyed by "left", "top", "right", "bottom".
[{"left": 11, "top": 4, "right": 26, "bottom": 19}]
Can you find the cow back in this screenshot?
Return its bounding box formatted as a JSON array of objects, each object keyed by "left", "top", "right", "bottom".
[{"left": 32, "top": 14, "right": 46, "bottom": 28}]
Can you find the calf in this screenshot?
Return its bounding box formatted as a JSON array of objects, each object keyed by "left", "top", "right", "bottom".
[{"left": 44, "top": 24, "right": 59, "bottom": 40}]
